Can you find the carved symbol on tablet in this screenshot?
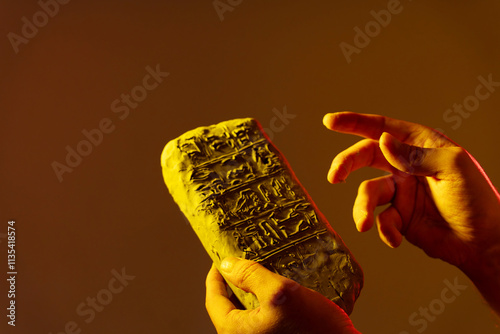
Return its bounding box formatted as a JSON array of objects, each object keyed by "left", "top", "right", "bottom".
[
  {"left": 232, "top": 124, "right": 252, "bottom": 146},
  {"left": 276, "top": 253, "right": 301, "bottom": 274},
  {"left": 179, "top": 136, "right": 205, "bottom": 163},
  {"left": 205, "top": 198, "right": 228, "bottom": 227},
  {"left": 190, "top": 167, "right": 216, "bottom": 182},
  {"left": 271, "top": 176, "right": 296, "bottom": 200},
  {"left": 232, "top": 229, "right": 258, "bottom": 258},
  {"left": 233, "top": 189, "right": 264, "bottom": 215},
  {"left": 225, "top": 162, "right": 254, "bottom": 185},
  {"left": 207, "top": 135, "right": 228, "bottom": 151},
  {"left": 258, "top": 220, "right": 284, "bottom": 245},
  {"left": 258, "top": 184, "right": 271, "bottom": 202},
  {"left": 242, "top": 224, "right": 268, "bottom": 251}
]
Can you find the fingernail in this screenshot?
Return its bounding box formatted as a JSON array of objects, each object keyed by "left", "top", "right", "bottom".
[
  {"left": 221, "top": 257, "right": 237, "bottom": 273},
  {"left": 323, "top": 113, "right": 337, "bottom": 128}
]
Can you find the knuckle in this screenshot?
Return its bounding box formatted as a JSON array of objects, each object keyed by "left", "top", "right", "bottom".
[
  {"left": 358, "top": 179, "right": 370, "bottom": 192},
  {"left": 359, "top": 178, "right": 376, "bottom": 193},
  {"left": 408, "top": 145, "right": 426, "bottom": 167},
  {"left": 234, "top": 260, "right": 260, "bottom": 286}
]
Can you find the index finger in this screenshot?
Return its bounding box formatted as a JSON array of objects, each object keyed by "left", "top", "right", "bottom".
[{"left": 323, "top": 112, "right": 423, "bottom": 142}]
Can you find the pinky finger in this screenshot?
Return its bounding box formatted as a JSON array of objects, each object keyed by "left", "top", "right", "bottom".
[{"left": 376, "top": 206, "right": 404, "bottom": 248}]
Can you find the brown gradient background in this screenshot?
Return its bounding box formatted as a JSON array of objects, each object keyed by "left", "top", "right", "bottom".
[{"left": 1, "top": 1, "right": 500, "bottom": 333}]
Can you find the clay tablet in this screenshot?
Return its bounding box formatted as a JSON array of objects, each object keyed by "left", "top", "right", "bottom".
[{"left": 161, "top": 118, "right": 363, "bottom": 314}]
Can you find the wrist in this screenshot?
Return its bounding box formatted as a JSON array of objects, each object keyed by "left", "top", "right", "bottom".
[
  {"left": 460, "top": 228, "right": 500, "bottom": 278},
  {"left": 459, "top": 215, "right": 500, "bottom": 315}
]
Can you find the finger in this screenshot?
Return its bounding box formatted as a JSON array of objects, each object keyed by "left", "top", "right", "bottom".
[
  {"left": 323, "top": 112, "right": 454, "bottom": 148},
  {"left": 379, "top": 132, "right": 458, "bottom": 178},
  {"left": 220, "top": 257, "right": 298, "bottom": 308},
  {"left": 323, "top": 112, "right": 422, "bottom": 142},
  {"left": 353, "top": 175, "right": 396, "bottom": 232},
  {"left": 327, "top": 139, "right": 398, "bottom": 183},
  {"left": 205, "top": 264, "right": 236, "bottom": 324},
  {"left": 376, "top": 205, "right": 404, "bottom": 248}
]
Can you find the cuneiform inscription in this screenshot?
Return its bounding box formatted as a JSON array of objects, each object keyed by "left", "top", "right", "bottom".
[
  {"left": 179, "top": 122, "right": 326, "bottom": 261},
  {"left": 163, "top": 118, "right": 364, "bottom": 314}
]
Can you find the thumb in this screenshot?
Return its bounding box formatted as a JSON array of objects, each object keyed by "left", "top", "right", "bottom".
[
  {"left": 379, "top": 132, "right": 454, "bottom": 177},
  {"left": 220, "top": 257, "right": 298, "bottom": 306}
]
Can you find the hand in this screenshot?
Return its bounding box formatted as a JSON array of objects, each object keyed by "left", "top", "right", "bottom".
[
  {"left": 205, "top": 257, "right": 360, "bottom": 334},
  {"left": 323, "top": 111, "right": 500, "bottom": 313}
]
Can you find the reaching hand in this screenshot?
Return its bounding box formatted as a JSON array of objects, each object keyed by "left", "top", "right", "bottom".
[
  {"left": 205, "top": 257, "right": 360, "bottom": 334},
  {"left": 323, "top": 111, "right": 500, "bottom": 314}
]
